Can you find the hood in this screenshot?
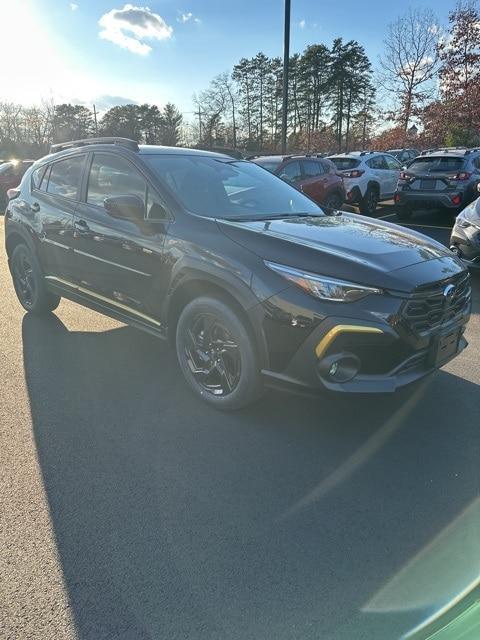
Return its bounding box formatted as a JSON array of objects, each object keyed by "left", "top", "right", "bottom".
[{"left": 217, "top": 213, "right": 465, "bottom": 292}]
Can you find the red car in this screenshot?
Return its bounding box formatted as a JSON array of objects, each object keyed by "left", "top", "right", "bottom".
[
  {"left": 0, "top": 160, "right": 34, "bottom": 206},
  {"left": 251, "top": 154, "right": 345, "bottom": 209}
]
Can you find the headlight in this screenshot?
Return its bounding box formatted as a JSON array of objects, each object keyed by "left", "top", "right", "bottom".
[
  {"left": 455, "top": 217, "right": 471, "bottom": 229},
  {"left": 265, "top": 261, "right": 383, "bottom": 302}
]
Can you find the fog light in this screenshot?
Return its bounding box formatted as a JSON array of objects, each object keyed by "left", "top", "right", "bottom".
[
  {"left": 329, "top": 361, "right": 339, "bottom": 376},
  {"left": 318, "top": 353, "right": 361, "bottom": 383}
]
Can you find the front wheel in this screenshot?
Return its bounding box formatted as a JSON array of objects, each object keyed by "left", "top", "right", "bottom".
[
  {"left": 323, "top": 192, "right": 343, "bottom": 210},
  {"left": 359, "top": 187, "right": 379, "bottom": 215},
  {"left": 175, "top": 296, "right": 263, "bottom": 410},
  {"left": 10, "top": 244, "right": 60, "bottom": 314}
]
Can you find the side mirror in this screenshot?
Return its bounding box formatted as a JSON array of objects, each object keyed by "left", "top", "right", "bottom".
[
  {"left": 104, "top": 194, "right": 144, "bottom": 220},
  {"left": 477, "top": 182, "right": 480, "bottom": 194}
]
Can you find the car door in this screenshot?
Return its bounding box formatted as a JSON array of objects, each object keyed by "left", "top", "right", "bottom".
[
  {"left": 32, "top": 153, "right": 86, "bottom": 282},
  {"left": 383, "top": 154, "right": 402, "bottom": 196},
  {"left": 72, "top": 151, "right": 171, "bottom": 322},
  {"left": 299, "top": 159, "right": 326, "bottom": 202},
  {"left": 366, "top": 156, "right": 387, "bottom": 197}
]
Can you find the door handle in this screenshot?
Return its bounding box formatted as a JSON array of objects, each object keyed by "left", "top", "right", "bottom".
[
  {"left": 74, "top": 220, "right": 90, "bottom": 234},
  {"left": 30, "top": 202, "right": 40, "bottom": 213}
]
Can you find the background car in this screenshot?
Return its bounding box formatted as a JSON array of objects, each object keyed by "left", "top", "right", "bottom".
[
  {"left": 0, "top": 160, "right": 34, "bottom": 207},
  {"left": 250, "top": 154, "right": 345, "bottom": 209},
  {"left": 394, "top": 148, "right": 480, "bottom": 220},
  {"left": 387, "top": 148, "right": 420, "bottom": 165},
  {"left": 328, "top": 151, "right": 402, "bottom": 215},
  {"left": 450, "top": 183, "right": 480, "bottom": 267}
]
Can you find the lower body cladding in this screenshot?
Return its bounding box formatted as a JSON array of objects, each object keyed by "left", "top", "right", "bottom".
[
  {"left": 258, "top": 293, "right": 471, "bottom": 395},
  {"left": 450, "top": 222, "right": 480, "bottom": 269},
  {"left": 395, "top": 189, "right": 468, "bottom": 211}
]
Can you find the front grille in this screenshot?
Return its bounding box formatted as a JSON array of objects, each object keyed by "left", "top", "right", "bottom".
[{"left": 401, "top": 272, "right": 471, "bottom": 334}]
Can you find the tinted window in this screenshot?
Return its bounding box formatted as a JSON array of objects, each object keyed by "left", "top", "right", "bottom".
[
  {"left": 0, "top": 163, "right": 13, "bottom": 176},
  {"left": 282, "top": 161, "right": 302, "bottom": 182},
  {"left": 252, "top": 158, "right": 283, "bottom": 173},
  {"left": 329, "top": 157, "right": 360, "bottom": 170},
  {"left": 87, "top": 153, "right": 146, "bottom": 209},
  {"left": 302, "top": 160, "right": 324, "bottom": 177},
  {"left": 47, "top": 156, "right": 85, "bottom": 199},
  {"left": 146, "top": 186, "right": 169, "bottom": 221},
  {"left": 367, "top": 156, "right": 387, "bottom": 170},
  {"left": 473, "top": 157, "right": 480, "bottom": 170},
  {"left": 321, "top": 159, "right": 337, "bottom": 174},
  {"left": 408, "top": 156, "right": 465, "bottom": 173},
  {"left": 144, "top": 155, "right": 323, "bottom": 219},
  {"left": 384, "top": 155, "right": 402, "bottom": 170},
  {"left": 32, "top": 166, "right": 46, "bottom": 189}
]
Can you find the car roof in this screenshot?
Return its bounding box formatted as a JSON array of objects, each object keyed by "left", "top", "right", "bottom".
[{"left": 328, "top": 151, "right": 383, "bottom": 158}]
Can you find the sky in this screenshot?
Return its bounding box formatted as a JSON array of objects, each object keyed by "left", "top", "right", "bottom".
[{"left": 0, "top": 0, "right": 457, "bottom": 119}]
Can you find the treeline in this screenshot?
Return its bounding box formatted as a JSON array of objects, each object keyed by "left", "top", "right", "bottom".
[
  {"left": 0, "top": 102, "right": 183, "bottom": 159},
  {"left": 194, "top": 39, "right": 375, "bottom": 153},
  {"left": 1, "top": 1, "right": 478, "bottom": 159}
]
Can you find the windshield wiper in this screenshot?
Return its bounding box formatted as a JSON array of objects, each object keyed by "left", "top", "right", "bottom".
[{"left": 221, "top": 212, "right": 325, "bottom": 222}]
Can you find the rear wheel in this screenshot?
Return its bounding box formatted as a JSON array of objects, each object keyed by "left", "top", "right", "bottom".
[
  {"left": 10, "top": 244, "right": 60, "bottom": 314},
  {"left": 359, "top": 187, "right": 379, "bottom": 215},
  {"left": 396, "top": 205, "right": 413, "bottom": 221},
  {"left": 323, "top": 192, "right": 343, "bottom": 210},
  {"left": 175, "top": 296, "right": 263, "bottom": 410}
]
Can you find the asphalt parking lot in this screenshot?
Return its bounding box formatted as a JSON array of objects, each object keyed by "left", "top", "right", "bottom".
[{"left": 1, "top": 210, "right": 479, "bottom": 640}]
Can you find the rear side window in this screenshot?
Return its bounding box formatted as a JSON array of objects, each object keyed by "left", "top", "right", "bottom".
[
  {"left": 87, "top": 153, "right": 146, "bottom": 209},
  {"left": 473, "top": 157, "right": 480, "bottom": 170},
  {"left": 329, "top": 157, "right": 360, "bottom": 170},
  {"left": 46, "top": 155, "right": 85, "bottom": 200},
  {"left": 281, "top": 161, "right": 302, "bottom": 181},
  {"left": 302, "top": 160, "right": 324, "bottom": 177},
  {"left": 384, "top": 155, "right": 402, "bottom": 170},
  {"left": 253, "top": 158, "right": 282, "bottom": 173},
  {"left": 31, "top": 166, "right": 46, "bottom": 190},
  {"left": 367, "top": 156, "right": 387, "bottom": 170}
]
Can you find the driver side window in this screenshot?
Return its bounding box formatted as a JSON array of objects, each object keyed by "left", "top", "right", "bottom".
[{"left": 87, "top": 153, "right": 146, "bottom": 211}]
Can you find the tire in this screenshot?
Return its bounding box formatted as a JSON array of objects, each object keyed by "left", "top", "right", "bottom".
[
  {"left": 10, "top": 243, "right": 61, "bottom": 314},
  {"left": 396, "top": 205, "right": 413, "bottom": 221},
  {"left": 323, "top": 192, "right": 343, "bottom": 210},
  {"left": 359, "top": 186, "right": 379, "bottom": 215},
  {"left": 175, "top": 296, "right": 263, "bottom": 410}
]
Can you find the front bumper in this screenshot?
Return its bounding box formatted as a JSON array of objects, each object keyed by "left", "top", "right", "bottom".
[{"left": 259, "top": 284, "right": 471, "bottom": 396}]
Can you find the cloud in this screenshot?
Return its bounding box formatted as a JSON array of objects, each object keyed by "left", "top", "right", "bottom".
[
  {"left": 178, "top": 11, "right": 200, "bottom": 24},
  {"left": 70, "top": 3, "right": 78, "bottom": 10},
  {"left": 299, "top": 19, "right": 306, "bottom": 29},
  {"left": 98, "top": 4, "right": 173, "bottom": 55}
]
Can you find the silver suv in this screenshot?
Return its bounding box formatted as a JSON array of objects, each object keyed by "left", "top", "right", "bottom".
[{"left": 328, "top": 151, "right": 402, "bottom": 215}]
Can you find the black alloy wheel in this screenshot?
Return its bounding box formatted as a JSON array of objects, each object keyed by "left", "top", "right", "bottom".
[
  {"left": 176, "top": 297, "right": 263, "bottom": 410},
  {"left": 10, "top": 244, "right": 60, "bottom": 313},
  {"left": 360, "top": 187, "right": 379, "bottom": 215},
  {"left": 184, "top": 312, "right": 241, "bottom": 396}
]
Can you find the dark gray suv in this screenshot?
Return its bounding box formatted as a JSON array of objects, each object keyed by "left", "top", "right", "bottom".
[{"left": 394, "top": 148, "right": 480, "bottom": 220}]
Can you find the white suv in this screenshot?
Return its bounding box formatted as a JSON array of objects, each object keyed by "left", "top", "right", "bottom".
[{"left": 328, "top": 151, "right": 402, "bottom": 215}]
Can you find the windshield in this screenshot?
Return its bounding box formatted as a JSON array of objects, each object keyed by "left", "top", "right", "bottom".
[
  {"left": 144, "top": 155, "right": 323, "bottom": 219},
  {"left": 407, "top": 156, "right": 465, "bottom": 173},
  {"left": 329, "top": 157, "right": 360, "bottom": 170}
]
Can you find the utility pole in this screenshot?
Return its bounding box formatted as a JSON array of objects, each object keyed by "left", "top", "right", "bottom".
[
  {"left": 196, "top": 106, "right": 202, "bottom": 143},
  {"left": 93, "top": 104, "right": 98, "bottom": 135},
  {"left": 281, "top": 0, "right": 291, "bottom": 154}
]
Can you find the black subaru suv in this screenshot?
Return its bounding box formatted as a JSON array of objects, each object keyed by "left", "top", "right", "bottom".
[
  {"left": 4, "top": 138, "right": 471, "bottom": 409},
  {"left": 394, "top": 148, "right": 480, "bottom": 220}
]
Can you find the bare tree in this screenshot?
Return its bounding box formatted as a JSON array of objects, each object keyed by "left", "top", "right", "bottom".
[{"left": 379, "top": 8, "right": 440, "bottom": 136}]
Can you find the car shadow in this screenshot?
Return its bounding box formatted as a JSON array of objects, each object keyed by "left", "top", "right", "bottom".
[{"left": 22, "top": 312, "right": 480, "bottom": 640}]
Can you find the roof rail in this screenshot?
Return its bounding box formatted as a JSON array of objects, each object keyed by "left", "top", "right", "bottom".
[
  {"left": 49, "top": 137, "right": 139, "bottom": 154},
  {"left": 465, "top": 148, "right": 480, "bottom": 155},
  {"left": 359, "top": 150, "right": 376, "bottom": 156}
]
